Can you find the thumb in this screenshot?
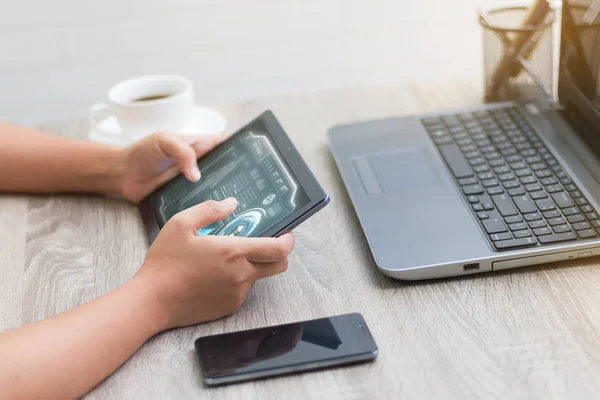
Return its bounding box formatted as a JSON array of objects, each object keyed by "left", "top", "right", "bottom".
[{"left": 174, "top": 198, "right": 238, "bottom": 231}]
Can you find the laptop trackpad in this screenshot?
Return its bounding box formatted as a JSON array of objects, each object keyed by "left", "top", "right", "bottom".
[{"left": 352, "top": 148, "right": 441, "bottom": 194}]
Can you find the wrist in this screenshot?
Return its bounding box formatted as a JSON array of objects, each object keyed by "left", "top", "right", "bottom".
[
  {"left": 127, "top": 271, "right": 172, "bottom": 334},
  {"left": 102, "top": 147, "right": 127, "bottom": 195},
  {"left": 86, "top": 144, "right": 126, "bottom": 195}
]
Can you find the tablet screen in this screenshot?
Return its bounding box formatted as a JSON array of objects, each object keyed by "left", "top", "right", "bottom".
[{"left": 148, "top": 120, "right": 311, "bottom": 237}]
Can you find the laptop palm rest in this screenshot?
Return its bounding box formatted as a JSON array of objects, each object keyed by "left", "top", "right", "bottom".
[{"left": 352, "top": 148, "right": 441, "bottom": 194}]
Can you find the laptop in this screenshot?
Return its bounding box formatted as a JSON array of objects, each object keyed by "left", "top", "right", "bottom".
[{"left": 328, "top": 0, "right": 600, "bottom": 280}]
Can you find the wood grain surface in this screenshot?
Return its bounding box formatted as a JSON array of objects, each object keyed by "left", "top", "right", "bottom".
[{"left": 2, "top": 79, "right": 600, "bottom": 399}]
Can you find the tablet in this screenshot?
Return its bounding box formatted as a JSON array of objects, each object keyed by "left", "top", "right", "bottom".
[{"left": 139, "top": 110, "right": 329, "bottom": 243}]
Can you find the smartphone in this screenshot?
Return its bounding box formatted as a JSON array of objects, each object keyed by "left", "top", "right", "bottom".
[{"left": 194, "top": 313, "right": 378, "bottom": 386}]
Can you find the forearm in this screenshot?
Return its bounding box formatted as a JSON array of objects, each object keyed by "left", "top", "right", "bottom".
[
  {"left": 0, "top": 277, "right": 165, "bottom": 399},
  {"left": 0, "top": 122, "right": 124, "bottom": 195}
]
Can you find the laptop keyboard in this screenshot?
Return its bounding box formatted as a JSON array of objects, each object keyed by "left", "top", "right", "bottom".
[{"left": 421, "top": 106, "right": 600, "bottom": 251}]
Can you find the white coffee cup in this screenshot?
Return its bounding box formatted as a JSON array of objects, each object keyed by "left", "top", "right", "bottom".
[{"left": 90, "top": 74, "right": 194, "bottom": 143}]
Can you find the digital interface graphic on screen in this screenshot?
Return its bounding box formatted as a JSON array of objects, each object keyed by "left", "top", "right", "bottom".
[{"left": 149, "top": 120, "right": 310, "bottom": 237}]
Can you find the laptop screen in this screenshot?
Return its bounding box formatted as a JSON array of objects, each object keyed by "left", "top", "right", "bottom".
[{"left": 558, "top": 0, "right": 600, "bottom": 152}]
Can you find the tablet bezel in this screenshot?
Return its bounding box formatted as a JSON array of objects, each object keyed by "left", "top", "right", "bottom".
[{"left": 139, "top": 110, "right": 329, "bottom": 244}]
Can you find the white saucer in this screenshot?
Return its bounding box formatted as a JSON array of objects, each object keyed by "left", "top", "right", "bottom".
[{"left": 88, "top": 105, "right": 227, "bottom": 146}]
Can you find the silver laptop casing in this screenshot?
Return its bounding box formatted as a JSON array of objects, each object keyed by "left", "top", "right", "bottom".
[{"left": 328, "top": 99, "right": 600, "bottom": 280}]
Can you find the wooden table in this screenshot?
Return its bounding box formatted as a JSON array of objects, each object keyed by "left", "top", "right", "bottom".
[{"left": 2, "top": 79, "right": 600, "bottom": 399}]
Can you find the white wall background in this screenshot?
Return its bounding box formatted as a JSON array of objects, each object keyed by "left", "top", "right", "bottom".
[{"left": 0, "top": 0, "right": 509, "bottom": 125}]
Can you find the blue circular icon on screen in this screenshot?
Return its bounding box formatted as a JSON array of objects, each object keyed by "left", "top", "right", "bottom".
[{"left": 218, "top": 209, "right": 265, "bottom": 237}]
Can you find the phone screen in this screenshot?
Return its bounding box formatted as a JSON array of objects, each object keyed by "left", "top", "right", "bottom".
[
  {"left": 148, "top": 120, "right": 311, "bottom": 237},
  {"left": 195, "top": 313, "right": 377, "bottom": 384}
]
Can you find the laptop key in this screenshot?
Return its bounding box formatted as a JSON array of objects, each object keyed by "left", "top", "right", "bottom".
[
  {"left": 508, "top": 187, "right": 526, "bottom": 196},
  {"left": 524, "top": 212, "right": 542, "bottom": 221},
  {"left": 537, "top": 232, "right": 577, "bottom": 244},
  {"left": 501, "top": 148, "right": 518, "bottom": 156},
  {"left": 464, "top": 151, "right": 481, "bottom": 159},
  {"left": 536, "top": 199, "right": 556, "bottom": 211},
  {"left": 457, "top": 139, "right": 474, "bottom": 147},
  {"left": 562, "top": 207, "right": 579, "bottom": 216},
  {"left": 461, "top": 144, "right": 478, "bottom": 153},
  {"left": 505, "top": 215, "right": 522, "bottom": 224},
  {"left": 509, "top": 222, "right": 527, "bottom": 231},
  {"left": 482, "top": 212, "right": 507, "bottom": 234},
  {"left": 479, "top": 194, "right": 495, "bottom": 210},
  {"left": 553, "top": 224, "right": 572, "bottom": 233},
  {"left": 529, "top": 220, "right": 546, "bottom": 228},
  {"left": 438, "top": 144, "right": 474, "bottom": 178},
  {"left": 530, "top": 191, "right": 548, "bottom": 200},
  {"left": 533, "top": 227, "right": 552, "bottom": 236},
  {"left": 434, "top": 137, "right": 454, "bottom": 145},
  {"left": 524, "top": 183, "right": 543, "bottom": 192},
  {"left": 543, "top": 210, "right": 561, "bottom": 218},
  {"left": 530, "top": 162, "right": 547, "bottom": 171},
  {"left": 514, "top": 229, "right": 532, "bottom": 238},
  {"left": 566, "top": 214, "right": 585, "bottom": 224},
  {"left": 491, "top": 194, "right": 518, "bottom": 216},
  {"left": 487, "top": 187, "right": 504, "bottom": 195},
  {"left": 580, "top": 205, "right": 593, "bottom": 213},
  {"left": 541, "top": 177, "right": 558, "bottom": 186},
  {"left": 490, "top": 232, "right": 512, "bottom": 241},
  {"left": 463, "top": 184, "right": 484, "bottom": 195},
  {"left": 494, "top": 237, "right": 537, "bottom": 250},
  {"left": 520, "top": 176, "right": 536, "bottom": 184},
  {"left": 573, "top": 221, "right": 591, "bottom": 230},
  {"left": 498, "top": 173, "right": 515, "bottom": 181},
  {"left": 484, "top": 152, "right": 501, "bottom": 160},
  {"left": 482, "top": 179, "right": 500, "bottom": 188},
  {"left": 548, "top": 217, "right": 566, "bottom": 226},
  {"left": 458, "top": 177, "right": 478, "bottom": 186},
  {"left": 513, "top": 195, "right": 537, "bottom": 214},
  {"left": 515, "top": 169, "right": 532, "bottom": 177},
  {"left": 577, "top": 229, "right": 597, "bottom": 239},
  {"left": 469, "top": 157, "right": 486, "bottom": 166},
  {"left": 546, "top": 185, "right": 563, "bottom": 193},
  {"left": 525, "top": 155, "right": 543, "bottom": 164},
  {"left": 551, "top": 192, "right": 575, "bottom": 208},
  {"left": 503, "top": 180, "right": 520, "bottom": 189}
]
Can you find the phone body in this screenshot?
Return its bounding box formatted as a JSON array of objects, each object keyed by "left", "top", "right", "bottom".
[
  {"left": 139, "top": 110, "right": 329, "bottom": 243},
  {"left": 194, "top": 313, "right": 378, "bottom": 386}
]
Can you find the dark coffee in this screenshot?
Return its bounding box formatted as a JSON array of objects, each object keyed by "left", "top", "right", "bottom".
[{"left": 131, "top": 94, "right": 174, "bottom": 102}]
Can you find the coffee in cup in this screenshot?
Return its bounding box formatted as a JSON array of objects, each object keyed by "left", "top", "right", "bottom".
[{"left": 90, "top": 75, "right": 194, "bottom": 144}]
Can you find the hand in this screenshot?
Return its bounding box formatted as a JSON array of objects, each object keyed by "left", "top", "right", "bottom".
[
  {"left": 133, "top": 198, "right": 295, "bottom": 330},
  {"left": 116, "top": 132, "right": 227, "bottom": 203}
]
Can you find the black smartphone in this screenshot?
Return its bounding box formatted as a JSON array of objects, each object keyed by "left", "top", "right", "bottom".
[
  {"left": 139, "top": 110, "right": 329, "bottom": 243},
  {"left": 194, "top": 313, "right": 378, "bottom": 386}
]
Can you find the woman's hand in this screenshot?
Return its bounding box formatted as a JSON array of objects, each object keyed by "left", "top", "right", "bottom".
[
  {"left": 116, "top": 131, "right": 227, "bottom": 203},
  {"left": 134, "top": 198, "right": 295, "bottom": 330}
]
